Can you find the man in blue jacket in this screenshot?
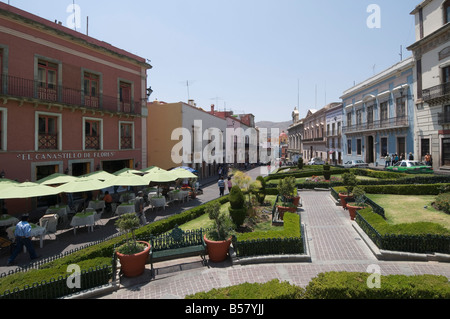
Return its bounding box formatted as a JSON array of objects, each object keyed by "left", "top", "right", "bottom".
[{"left": 7, "top": 215, "right": 40, "bottom": 266}]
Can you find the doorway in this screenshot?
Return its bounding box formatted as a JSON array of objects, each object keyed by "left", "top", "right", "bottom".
[{"left": 366, "top": 136, "right": 374, "bottom": 163}]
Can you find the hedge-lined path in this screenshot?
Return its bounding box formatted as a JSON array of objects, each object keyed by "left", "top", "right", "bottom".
[{"left": 98, "top": 182, "right": 450, "bottom": 299}]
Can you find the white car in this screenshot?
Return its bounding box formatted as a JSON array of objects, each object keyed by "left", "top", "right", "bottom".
[
  {"left": 343, "top": 160, "right": 369, "bottom": 168},
  {"left": 308, "top": 157, "right": 325, "bottom": 165}
]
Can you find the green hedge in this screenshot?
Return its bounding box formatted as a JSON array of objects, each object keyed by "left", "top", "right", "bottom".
[
  {"left": 232, "top": 213, "right": 303, "bottom": 257},
  {"left": 356, "top": 208, "right": 450, "bottom": 254},
  {"left": 186, "top": 273, "right": 450, "bottom": 299},
  {"left": 333, "top": 184, "right": 450, "bottom": 196},
  {"left": 186, "top": 279, "right": 305, "bottom": 299},
  {"left": 304, "top": 272, "right": 450, "bottom": 299}
]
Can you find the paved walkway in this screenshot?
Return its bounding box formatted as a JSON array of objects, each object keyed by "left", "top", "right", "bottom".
[{"left": 98, "top": 180, "right": 450, "bottom": 299}]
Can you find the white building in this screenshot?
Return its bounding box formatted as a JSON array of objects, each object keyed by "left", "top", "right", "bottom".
[{"left": 408, "top": 0, "right": 450, "bottom": 170}]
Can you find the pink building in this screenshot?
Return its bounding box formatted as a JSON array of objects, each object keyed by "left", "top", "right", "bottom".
[{"left": 0, "top": 4, "right": 151, "bottom": 214}]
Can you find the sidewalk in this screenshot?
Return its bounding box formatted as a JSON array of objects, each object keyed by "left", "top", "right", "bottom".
[{"left": 97, "top": 187, "right": 450, "bottom": 299}]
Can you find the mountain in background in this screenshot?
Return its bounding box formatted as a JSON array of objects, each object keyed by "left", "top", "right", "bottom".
[{"left": 256, "top": 120, "right": 292, "bottom": 134}]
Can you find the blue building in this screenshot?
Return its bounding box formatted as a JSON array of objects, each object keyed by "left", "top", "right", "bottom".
[{"left": 341, "top": 57, "right": 415, "bottom": 166}]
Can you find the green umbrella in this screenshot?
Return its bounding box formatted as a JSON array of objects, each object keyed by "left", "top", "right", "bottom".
[
  {"left": 113, "top": 168, "right": 145, "bottom": 176},
  {"left": 0, "top": 178, "right": 19, "bottom": 191},
  {"left": 37, "top": 173, "right": 78, "bottom": 185},
  {"left": 144, "top": 167, "right": 177, "bottom": 183},
  {"left": 171, "top": 168, "right": 197, "bottom": 179},
  {"left": 109, "top": 171, "right": 150, "bottom": 187},
  {"left": 82, "top": 170, "right": 116, "bottom": 181},
  {"left": 0, "top": 181, "right": 61, "bottom": 199},
  {"left": 56, "top": 177, "right": 113, "bottom": 193}
]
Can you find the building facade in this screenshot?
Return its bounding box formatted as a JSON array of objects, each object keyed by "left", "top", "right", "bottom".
[
  {"left": 408, "top": 0, "right": 450, "bottom": 170},
  {"left": 287, "top": 107, "right": 303, "bottom": 163},
  {"left": 325, "top": 103, "right": 343, "bottom": 165},
  {"left": 147, "top": 101, "right": 227, "bottom": 180},
  {"left": 0, "top": 3, "right": 151, "bottom": 214},
  {"left": 302, "top": 104, "right": 338, "bottom": 162},
  {"left": 341, "top": 57, "right": 415, "bottom": 166}
]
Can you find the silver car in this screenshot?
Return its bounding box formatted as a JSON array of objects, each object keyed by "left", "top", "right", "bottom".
[
  {"left": 308, "top": 157, "right": 325, "bottom": 165},
  {"left": 343, "top": 160, "right": 369, "bottom": 168}
]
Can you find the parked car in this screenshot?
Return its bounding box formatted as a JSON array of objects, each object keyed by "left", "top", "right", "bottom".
[
  {"left": 343, "top": 160, "right": 369, "bottom": 168},
  {"left": 385, "top": 160, "right": 433, "bottom": 174},
  {"left": 307, "top": 157, "right": 325, "bottom": 165}
]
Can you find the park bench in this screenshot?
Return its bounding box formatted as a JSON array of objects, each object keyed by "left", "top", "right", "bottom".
[{"left": 149, "top": 226, "right": 207, "bottom": 277}]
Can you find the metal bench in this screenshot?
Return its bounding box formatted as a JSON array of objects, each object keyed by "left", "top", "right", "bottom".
[{"left": 149, "top": 226, "right": 207, "bottom": 277}]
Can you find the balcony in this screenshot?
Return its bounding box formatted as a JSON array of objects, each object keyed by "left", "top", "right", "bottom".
[
  {"left": 0, "top": 74, "right": 142, "bottom": 115},
  {"left": 422, "top": 82, "right": 450, "bottom": 105},
  {"left": 342, "top": 116, "right": 408, "bottom": 134},
  {"left": 302, "top": 137, "right": 325, "bottom": 143}
]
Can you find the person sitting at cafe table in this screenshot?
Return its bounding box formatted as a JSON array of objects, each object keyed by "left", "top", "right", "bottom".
[
  {"left": 7, "top": 215, "right": 40, "bottom": 266},
  {"left": 103, "top": 191, "right": 113, "bottom": 213}
]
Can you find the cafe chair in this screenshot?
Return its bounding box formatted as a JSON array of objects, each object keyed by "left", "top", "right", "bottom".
[{"left": 39, "top": 214, "right": 58, "bottom": 240}]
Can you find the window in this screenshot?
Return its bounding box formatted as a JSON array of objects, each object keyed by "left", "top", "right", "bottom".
[
  {"left": 367, "top": 105, "right": 374, "bottom": 127},
  {"left": 357, "top": 139, "right": 362, "bottom": 155},
  {"left": 38, "top": 60, "right": 58, "bottom": 101},
  {"left": 84, "top": 119, "right": 101, "bottom": 150},
  {"left": 0, "top": 109, "right": 3, "bottom": 150},
  {"left": 381, "top": 137, "right": 388, "bottom": 157},
  {"left": 120, "top": 122, "right": 133, "bottom": 149},
  {"left": 356, "top": 109, "right": 362, "bottom": 125},
  {"left": 84, "top": 72, "right": 99, "bottom": 108},
  {"left": 443, "top": 66, "right": 450, "bottom": 84},
  {"left": 347, "top": 112, "right": 352, "bottom": 127},
  {"left": 38, "top": 114, "right": 58, "bottom": 150},
  {"left": 443, "top": 138, "right": 450, "bottom": 166},
  {"left": 397, "top": 137, "right": 406, "bottom": 157},
  {"left": 380, "top": 102, "right": 388, "bottom": 125},
  {"left": 347, "top": 139, "right": 352, "bottom": 155},
  {"left": 417, "top": 59, "right": 422, "bottom": 100},
  {"left": 445, "top": 0, "right": 450, "bottom": 24},
  {"left": 396, "top": 96, "right": 406, "bottom": 125},
  {"left": 119, "top": 82, "right": 132, "bottom": 113}
]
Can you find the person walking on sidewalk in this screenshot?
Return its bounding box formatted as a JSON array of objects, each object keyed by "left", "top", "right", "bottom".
[
  {"left": 218, "top": 177, "right": 225, "bottom": 197},
  {"left": 7, "top": 215, "right": 40, "bottom": 266},
  {"left": 227, "top": 176, "right": 232, "bottom": 194}
]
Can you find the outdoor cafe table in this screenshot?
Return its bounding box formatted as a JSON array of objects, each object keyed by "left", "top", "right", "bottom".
[
  {"left": 0, "top": 214, "right": 19, "bottom": 227},
  {"left": 88, "top": 200, "right": 105, "bottom": 212},
  {"left": 6, "top": 223, "right": 46, "bottom": 249},
  {"left": 115, "top": 203, "right": 135, "bottom": 216},
  {"left": 119, "top": 193, "right": 135, "bottom": 203},
  {"left": 46, "top": 205, "right": 69, "bottom": 224},
  {"left": 70, "top": 210, "right": 95, "bottom": 235}
]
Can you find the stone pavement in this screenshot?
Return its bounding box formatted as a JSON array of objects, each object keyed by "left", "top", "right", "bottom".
[{"left": 97, "top": 182, "right": 450, "bottom": 300}]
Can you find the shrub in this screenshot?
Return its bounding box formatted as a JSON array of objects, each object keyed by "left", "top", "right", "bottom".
[
  {"left": 297, "top": 158, "right": 304, "bottom": 170},
  {"left": 433, "top": 192, "right": 450, "bottom": 215},
  {"left": 323, "top": 163, "right": 331, "bottom": 180},
  {"left": 255, "top": 176, "right": 267, "bottom": 205},
  {"left": 342, "top": 171, "right": 358, "bottom": 195},
  {"left": 229, "top": 207, "right": 247, "bottom": 228},
  {"left": 206, "top": 201, "right": 234, "bottom": 241},
  {"left": 229, "top": 185, "right": 245, "bottom": 209},
  {"left": 304, "top": 272, "right": 450, "bottom": 299},
  {"left": 186, "top": 279, "right": 305, "bottom": 299}
]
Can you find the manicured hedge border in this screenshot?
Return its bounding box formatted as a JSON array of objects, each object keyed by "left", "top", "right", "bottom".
[{"left": 186, "top": 273, "right": 450, "bottom": 299}]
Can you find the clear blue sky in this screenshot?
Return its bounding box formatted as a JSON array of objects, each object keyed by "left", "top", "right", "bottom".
[{"left": 3, "top": 0, "right": 417, "bottom": 123}]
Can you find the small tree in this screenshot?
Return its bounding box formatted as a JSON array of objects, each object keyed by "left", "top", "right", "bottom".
[
  {"left": 206, "top": 202, "right": 234, "bottom": 241},
  {"left": 323, "top": 162, "right": 331, "bottom": 180},
  {"left": 229, "top": 186, "right": 247, "bottom": 227},
  {"left": 342, "top": 171, "right": 358, "bottom": 195},
  {"left": 115, "top": 213, "right": 142, "bottom": 254},
  {"left": 277, "top": 176, "right": 296, "bottom": 206},
  {"left": 255, "top": 176, "right": 267, "bottom": 205},
  {"left": 352, "top": 186, "right": 367, "bottom": 207},
  {"left": 297, "top": 158, "right": 304, "bottom": 170}
]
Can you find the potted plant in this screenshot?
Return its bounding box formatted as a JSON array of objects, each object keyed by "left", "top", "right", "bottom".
[
  {"left": 346, "top": 186, "right": 367, "bottom": 220},
  {"left": 339, "top": 171, "right": 358, "bottom": 209},
  {"left": 115, "top": 213, "right": 150, "bottom": 277},
  {"left": 203, "top": 201, "right": 234, "bottom": 263},
  {"left": 276, "top": 176, "right": 298, "bottom": 219}
]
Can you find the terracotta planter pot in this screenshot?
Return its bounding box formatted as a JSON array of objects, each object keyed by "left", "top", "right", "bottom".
[
  {"left": 204, "top": 235, "right": 231, "bottom": 263},
  {"left": 338, "top": 193, "right": 353, "bottom": 209},
  {"left": 292, "top": 196, "right": 300, "bottom": 207},
  {"left": 116, "top": 241, "right": 151, "bottom": 277},
  {"left": 346, "top": 205, "right": 364, "bottom": 221}
]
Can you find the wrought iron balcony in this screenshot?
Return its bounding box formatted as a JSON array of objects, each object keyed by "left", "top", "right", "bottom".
[
  {"left": 0, "top": 74, "right": 142, "bottom": 115},
  {"left": 342, "top": 116, "right": 408, "bottom": 134},
  {"left": 422, "top": 82, "right": 450, "bottom": 104},
  {"left": 302, "top": 137, "right": 325, "bottom": 143}
]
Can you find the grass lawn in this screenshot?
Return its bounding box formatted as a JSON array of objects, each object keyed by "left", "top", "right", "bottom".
[{"left": 366, "top": 194, "right": 450, "bottom": 230}]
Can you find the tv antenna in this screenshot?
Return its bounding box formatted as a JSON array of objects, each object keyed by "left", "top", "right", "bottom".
[
  {"left": 179, "top": 80, "right": 195, "bottom": 101},
  {"left": 210, "top": 96, "right": 224, "bottom": 109},
  {"left": 399, "top": 45, "right": 403, "bottom": 61}
]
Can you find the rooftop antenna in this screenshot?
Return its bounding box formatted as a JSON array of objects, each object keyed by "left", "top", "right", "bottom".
[
  {"left": 372, "top": 64, "right": 376, "bottom": 76},
  {"left": 86, "top": 16, "right": 89, "bottom": 36},
  {"left": 399, "top": 45, "right": 403, "bottom": 61},
  {"left": 180, "top": 80, "right": 195, "bottom": 102}
]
